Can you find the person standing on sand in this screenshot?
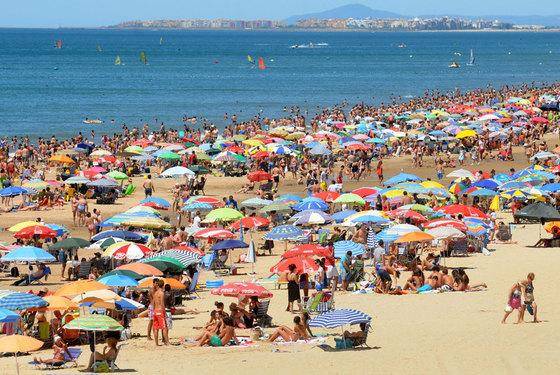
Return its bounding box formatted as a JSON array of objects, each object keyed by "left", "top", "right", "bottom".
[
  {"left": 376, "top": 159, "right": 383, "bottom": 183},
  {"left": 152, "top": 279, "right": 169, "bottom": 346},
  {"left": 519, "top": 272, "right": 540, "bottom": 323},
  {"left": 143, "top": 174, "right": 154, "bottom": 198}
]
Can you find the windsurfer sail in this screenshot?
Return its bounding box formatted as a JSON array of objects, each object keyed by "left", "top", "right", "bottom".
[
  {"left": 96, "top": 44, "right": 103, "bottom": 52},
  {"left": 140, "top": 51, "right": 148, "bottom": 65},
  {"left": 247, "top": 55, "right": 254, "bottom": 64},
  {"left": 467, "top": 49, "right": 475, "bottom": 66},
  {"left": 258, "top": 57, "right": 266, "bottom": 70},
  {"left": 160, "top": 37, "right": 164, "bottom": 45},
  {"left": 114, "top": 55, "right": 122, "bottom": 65}
]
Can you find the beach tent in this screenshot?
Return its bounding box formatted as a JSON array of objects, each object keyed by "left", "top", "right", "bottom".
[{"left": 514, "top": 202, "right": 560, "bottom": 223}]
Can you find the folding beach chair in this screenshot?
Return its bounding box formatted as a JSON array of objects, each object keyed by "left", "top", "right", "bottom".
[
  {"left": 30, "top": 347, "right": 82, "bottom": 370},
  {"left": 77, "top": 261, "right": 92, "bottom": 279},
  {"left": 255, "top": 299, "right": 272, "bottom": 327}
]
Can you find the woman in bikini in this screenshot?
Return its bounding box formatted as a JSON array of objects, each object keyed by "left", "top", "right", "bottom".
[
  {"left": 33, "top": 336, "right": 71, "bottom": 365},
  {"left": 267, "top": 316, "right": 309, "bottom": 342}
]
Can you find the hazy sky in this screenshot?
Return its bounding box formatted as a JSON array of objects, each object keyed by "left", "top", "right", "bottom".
[{"left": 2, "top": 0, "right": 559, "bottom": 27}]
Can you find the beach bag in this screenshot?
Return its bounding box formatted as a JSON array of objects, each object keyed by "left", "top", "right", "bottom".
[
  {"left": 93, "top": 361, "right": 110, "bottom": 373},
  {"left": 335, "top": 337, "right": 353, "bottom": 349}
]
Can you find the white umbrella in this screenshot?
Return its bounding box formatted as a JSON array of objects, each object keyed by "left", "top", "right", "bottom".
[
  {"left": 160, "top": 166, "right": 195, "bottom": 178},
  {"left": 425, "top": 227, "right": 465, "bottom": 239},
  {"left": 447, "top": 169, "right": 475, "bottom": 180}
]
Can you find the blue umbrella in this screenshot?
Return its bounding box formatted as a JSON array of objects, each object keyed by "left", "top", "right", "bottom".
[
  {"left": 211, "top": 239, "right": 249, "bottom": 251},
  {"left": 333, "top": 241, "right": 365, "bottom": 258},
  {"left": 140, "top": 196, "right": 170, "bottom": 208},
  {"left": 348, "top": 215, "right": 390, "bottom": 224},
  {"left": 87, "top": 178, "right": 118, "bottom": 187},
  {"left": 182, "top": 202, "right": 213, "bottom": 212},
  {"left": 293, "top": 198, "right": 329, "bottom": 212},
  {"left": 290, "top": 209, "right": 331, "bottom": 221},
  {"left": 1, "top": 246, "right": 56, "bottom": 262},
  {"left": 98, "top": 274, "right": 139, "bottom": 287},
  {"left": 0, "top": 291, "right": 48, "bottom": 310},
  {"left": 376, "top": 229, "right": 399, "bottom": 244},
  {"left": 472, "top": 179, "right": 500, "bottom": 190},
  {"left": 264, "top": 225, "right": 304, "bottom": 241},
  {"left": 0, "top": 307, "right": 20, "bottom": 322},
  {"left": 276, "top": 194, "right": 303, "bottom": 203},
  {"left": 384, "top": 173, "right": 423, "bottom": 186},
  {"left": 541, "top": 183, "right": 560, "bottom": 192},
  {"left": 493, "top": 173, "right": 512, "bottom": 183},
  {"left": 0, "top": 186, "right": 30, "bottom": 197},
  {"left": 309, "top": 144, "right": 332, "bottom": 156},
  {"left": 46, "top": 224, "right": 69, "bottom": 236},
  {"left": 331, "top": 210, "right": 357, "bottom": 223},
  {"left": 91, "top": 230, "right": 145, "bottom": 242},
  {"left": 470, "top": 188, "right": 498, "bottom": 197},
  {"left": 308, "top": 309, "right": 371, "bottom": 328}
]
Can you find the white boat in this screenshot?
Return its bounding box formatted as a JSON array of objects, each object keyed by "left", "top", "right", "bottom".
[
  {"left": 467, "top": 49, "right": 476, "bottom": 66},
  {"left": 290, "top": 42, "right": 328, "bottom": 49},
  {"left": 83, "top": 119, "right": 103, "bottom": 125},
  {"left": 397, "top": 43, "right": 407, "bottom": 48},
  {"left": 449, "top": 61, "right": 460, "bottom": 69}
]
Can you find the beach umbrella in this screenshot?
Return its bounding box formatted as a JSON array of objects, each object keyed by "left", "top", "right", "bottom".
[
  {"left": 384, "top": 173, "right": 423, "bottom": 186},
  {"left": 182, "top": 202, "right": 213, "bottom": 212},
  {"left": 161, "top": 166, "right": 195, "bottom": 177},
  {"left": 64, "top": 314, "right": 123, "bottom": 331},
  {"left": 121, "top": 217, "right": 172, "bottom": 230},
  {"left": 333, "top": 193, "right": 366, "bottom": 206},
  {"left": 49, "top": 154, "right": 75, "bottom": 164},
  {"left": 423, "top": 219, "right": 468, "bottom": 232},
  {"left": 1, "top": 246, "right": 56, "bottom": 262},
  {"left": 247, "top": 170, "right": 272, "bottom": 182},
  {"left": 104, "top": 242, "right": 152, "bottom": 260},
  {"left": 435, "top": 204, "right": 487, "bottom": 219},
  {"left": 187, "top": 196, "right": 223, "bottom": 207},
  {"left": 157, "top": 151, "right": 181, "bottom": 160},
  {"left": 292, "top": 210, "right": 332, "bottom": 226},
  {"left": 0, "top": 291, "right": 47, "bottom": 310},
  {"left": 447, "top": 169, "right": 475, "bottom": 180},
  {"left": 283, "top": 244, "right": 331, "bottom": 259},
  {"left": 98, "top": 274, "right": 139, "bottom": 287},
  {"left": 313, "top": 191, "right": 341, "bottom": 202},
  {"left": 194, "top": 228, "right": 235, "bottom": 239},
  {"left": 211, "top": 239, "right": 249, "bottom": 251},
  {"left": 333, "top": 241, "right": 365, "bottom": 258},
  {"left": 425, "top": 227, "right": 465, "bottom": 239},
  {"left": 211, "top": 282, "right": 273, "bottom": 298},
  {"left": 171, "top": 244, "right": 205, "bottom": 256},
  {"left": 54, "top": 280, "right": 109, "bottom": 297},
  {"left": 140, "top": 196, "right": 170, "bottom": 209},
  {"left": 394, "top": 232, "right": 434, "bottom": 243},
  {"left": 204, "top": 208, "right": 244, "bottom": 223},
  {"left": 148, "top": 250, "right": 202, "bottom": 267},
  {"left": 140, "top": 256, "right": 184, "bottom": 272},
  {"left": 14, "top": 225, "right": 58, "bottom": 239},
  {"left": 388, "top": 209, "right": 428, "bottom": 223},
  {"left": 259, "top": 202, "right": 292, "bottom": 213},
  {"left": 0, "top": 186, "right": 31, "bottom": 197},
  {"left": 230, "top": 216, "right": 270, "bottom": 230},
  {"left": 240, "top": 197, "right": 273, "bottom": 208},
  {"left": 39, "top": 295, "right": 79, "bottom": 311},
  {"left": 49, "top": 237, "right": 90, "bottom": 251},
  {"left": 264, "top": 225, "right": 304, "bottom": 241},
  {"left": 308, "top": 308, "right": 371, "bottom": 329},
  {"left": 91, "top": 230, "right": 144, "bottom": 242},
  {"left": 100, "top": 269, "right": 143, "bottom": 281},
  {"left": 7, "top": 221, "right": 40, "bottom": 232},
  {"left": 276, "top": 194, "right": 303, "bottom": 203},
  {"left": 469, "top": 188, "right": 498, "bottom": 197},
  {"left": 106, "top": 171, "right": 128, "bottom": 180},
  {"left": 45, "top": 223, "right": 69, "bottom": 236},
  {"left": 0, "top": 335, "right": 44, "bottom": 375},
  {"left": 0, "top": 307, "right": 20, "bottom": 322},
  {"left": 293, "top": 198, "right": 329, "bottom": 212},
  {"left": 64, "top": 176, "right": 91, "bottom": 184},
  {"left": 331, "top": 209, "right": 358, "bottom": 223},
  {"left": 116, "top": 262, "right": 163, "bottom": 276},
  {"left": 344, "top": 210, "right": 386, "bottom": 223},
  {"left": 87, "top": 178, "right": 118, "bottom": 188},
  {"left": 91, "top": 149, "right": 112, "bottom": 157},
  {"left": 71, "top": 289, "right": 122, "bottom": 304},
  {"left": 137, "top": 277, "right": 186, "bottom": 290},
  {"left": 213, "top": 151, "right": 246, "bottom": 163},
  {"left": 386, "top": 224, "right": 422, "bottom": 236},
  {"left": 309, "top": 144, "right": 332, "bottom": 156},
  {"left": 352, "top": 187, "right": 379, "bottom": 198},
  {"left": 270, "top": 256, "right": 319, "bottom": 275},
  {"left": 456, "top": 129, "right": 477, "bottom": 139}
]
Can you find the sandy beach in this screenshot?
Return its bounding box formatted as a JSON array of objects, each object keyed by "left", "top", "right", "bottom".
[{"left": 0, "top": 133, "right": 559, "bottom": 375}]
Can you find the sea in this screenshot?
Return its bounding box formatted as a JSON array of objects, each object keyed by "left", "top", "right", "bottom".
[{"left": 1, "top": 28, "right": 560, "bottom": 138}]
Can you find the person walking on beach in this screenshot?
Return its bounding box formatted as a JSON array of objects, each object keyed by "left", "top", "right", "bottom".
[
  {"left": 519, "top": 272, "right": 540, "bottom": 323},
  {"left": 376, "top": 159, "right": 383, "bottom": 183},
  {"left": 501, "top": 280, "right": 523, "bottom": 324},
  {"left": 143, "top": 175, "right": 154, "bottom": 198}
]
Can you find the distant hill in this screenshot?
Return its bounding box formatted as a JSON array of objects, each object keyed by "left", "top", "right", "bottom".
[{"left": 285, "top": 4, "right": 403, "bottom": 25}]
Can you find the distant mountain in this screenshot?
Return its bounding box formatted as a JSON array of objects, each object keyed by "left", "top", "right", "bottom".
[{"left": 285, "top": 4, "right": 403, "bottom": 25}]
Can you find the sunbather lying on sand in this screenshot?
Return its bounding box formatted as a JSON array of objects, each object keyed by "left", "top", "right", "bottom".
[{"left": 267, "top": 316, "right": 309, "bottom": 342}]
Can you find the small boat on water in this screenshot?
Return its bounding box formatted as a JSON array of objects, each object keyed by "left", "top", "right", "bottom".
[
  {"left": 290, "top": 42, "right": 328, "bottom": 49},
  {"left": 449, "top": 61, "right": 461, "bottom": 69},
  {"left": 467, "top": 49, "right": 476, "bottom": 66},
  {"left": 83, "top": 118, "right": 103, "bottom": 125},
  {"left": 397, "top": 43, "right": 407, "bottom": 48},
  {"left": 114, "top": 55, "right": 122, "bottom": 65}
]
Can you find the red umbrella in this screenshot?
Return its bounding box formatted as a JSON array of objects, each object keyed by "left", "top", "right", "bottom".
[
  {"left": 247, "top": 170, "right": 272, "bottom": 182},
  {"left": 211, "top": 282, "right": 273, "bottom": 298},
  {"left": 346, "top": 143, "right": 370, "bottom": 151},
  {"left": 132, "top": 139, "right": 153, "bottom": 147},
  {"left": 531, "top": 116, "right": 549, "bottom": 124},
  {"left": 172, "top": 244, "right": 205, "bottom": 256},
  {"left": 435, "top": 204, "right": 488, "bottom": 219},
  {"left": 283, "top": 244, "right": 331, "bottom": 259},
  {"left": 251, "top": 151, "right": 270, "bottom": 159},
  {"left": 141, "top": 202, "right": 168, "bottom": 210},
  {"left": 230, "top": 216, "right": 270, "bottom": 230},
  {"left": 14, "top": 225, "right": 58, "bottom": 239},
  {"left": 313, "top": 191, "right": 340, "bottom": 203},
  {"left": 423, "top": 218, "right": 468, "bottom": 232},
  {"left": 190, "top": 196, "right": 224, "bottom": 207},
  {"left": 388, "top": 209, "right": 428, "bottom": 224},
  {"left": 352, "top": 187, "right": 379, "bottom": 197},
  {"left": 270, "top": 256, "right": 319, "bottom": 275},
  {"left": 194, "top": 228, "right": 235, "bottom": 239},
  {"left": 226, "top": 145, "right": 244, "bottom": 154}
]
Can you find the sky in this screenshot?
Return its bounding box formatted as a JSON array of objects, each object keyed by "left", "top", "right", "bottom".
[{"left": 2, "top": 0, "right": 559, "bottom": 28}]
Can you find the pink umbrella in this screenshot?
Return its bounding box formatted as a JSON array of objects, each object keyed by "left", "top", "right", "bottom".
[{"left": 211, "top": 282, "right": 273, "bottom": 298}]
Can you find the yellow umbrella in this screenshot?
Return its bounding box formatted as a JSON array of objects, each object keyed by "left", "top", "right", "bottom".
[
  {"left": 49, "top": 154, "right": 76, "bottom": 164},
  {"left": 8, "top": 221, "right": 38, "bottom": 232},
  {"left": 54, "top": 280, "right": 109, "bottom": 297},
  {"left": 242, "top": 139, "right": 265, "bottom": 147},
  {"left": 455, "top": 129, "right": 477, "bottom": 139},
  {"left": 285, "top": 132, "right": 306, "bottom": 140},
  {"left": 0, "top": 335, "right": 44, "bottom": 375},
  {"left": 382, "top": 189, "right": 405, "bottom": 198},
  {"left": 121, "top": 217, "right": 172, "bottom": 230},
  {"left": 421, "top": 180, "right": 445, "bottom": 189}
]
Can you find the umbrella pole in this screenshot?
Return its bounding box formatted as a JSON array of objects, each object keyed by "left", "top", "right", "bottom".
[{"left": 15, "top": 352, "right": 20, "bottom": 375}]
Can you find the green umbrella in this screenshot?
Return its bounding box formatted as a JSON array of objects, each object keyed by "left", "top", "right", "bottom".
[
  {"left": 99, "top": 269, "right": 143, "bottom": 280},
  {"left": 49, "top": 237, "right": 90, "bottom": 251},
  {"left": 157, "top": 151, "right": 180, "bottom": 161},
  {"left": 190, "top": 165, "right": 210, "bottom": 174},
  {"left": 204, "top": 208, "right": 244, "bottom": 223},
  {"left": 259, "top": 203, "right": 292, "bottom": 213},
  {"left": 64, "top": 314, "right": 123, "bottom": 331},
  {"left": 107, "top": 171, "right": 128, "bottom": 180},
  {"left": 194, "top": 153, "right": 211, "bottom": 162},
  {"left": 141, "top": 256, "right": 184, "bottom": 271},
  {"left": 231, "top": 134, "right": 247, "bottom": 142},
  {"left": 95, "top": 237, "right": 124, "bottom": 250},
  {"left": 124, "top": 145, "right": 143, "bottom": 154},
  {"left": 333, "top": 193, "right": 366, "bottom": 206}
]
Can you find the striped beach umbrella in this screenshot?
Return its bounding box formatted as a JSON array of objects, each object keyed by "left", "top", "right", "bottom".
[
  {"left": 182, "top": 202, "right": 213, "bottom": 212},
  {"left": 1, "top": 246, "right": 56, "bottom": 262},
  {"left": 146, "top": 250, "right": 201, "bottom": 268},
  {"left": 64, "top": 314, "right": 123, "bottom": 332},
  {"left": 98, "top": 274, "right": 139, "bottom": 287},
  {"left": 333, "top": 241, "right": 365, "bottom": 258},
  {"left": 308, "top": 309, "right": 371, "bottom": 328},
  {"left": 293, "top": 198, "right": 329, "bottom": 212},
  {"left": 0, "top": 291, "right": 47, "bottom": 310},
  {"left": 104, "top": 242, "right": 152, "bottom": 260},
  {"left": 194, "top": 228, "right": 235, "bottom": 239}
]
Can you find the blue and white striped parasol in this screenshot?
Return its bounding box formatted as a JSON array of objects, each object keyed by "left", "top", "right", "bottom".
[
  {"left": 263, "top": 225, "right": 304, "bottom": 241},
  {"left": 308, "top": 309, "right": 371, "bottom": 328},
  {"left": 292, "top": 198, "right": 329, "bottom": 212},
  {"left": 0, "top": 291, "right": 48, "bottom": 310},
  {"left": 144, "top": 250, "right": 201, "bottom": 267},
  {"left": 333, "top": 241, "right": 365, "bottom": 258},
  {"left": 182, "top": 202, "right": 213, "bottom": 212}
]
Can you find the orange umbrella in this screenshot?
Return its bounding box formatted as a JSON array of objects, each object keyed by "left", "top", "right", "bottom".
[
  {"left": 54, "top": 280, "right": 109, "bottom": 297},
  {"left": 394, "top": 232, "right": 434, "bottom": 243},
  {"left": 49, "top": 154, "right": 76, "bottom": 164},
  {"left": 117, "top": 262, "right": 163, "bottom": 276},
  {"left": 39, "top": 295, "right": 79, "bottom": 311},
  {"left": 544, "top": 221, "right": 560, "bottom": 234},
  {"left": 137, "top": 277, "right": 185, "bottom": 290},
  {"left": 0, "top": 335, "right": 44, "bottom": 375}
]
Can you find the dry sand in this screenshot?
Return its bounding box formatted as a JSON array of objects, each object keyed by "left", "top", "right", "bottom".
[{"left": 0, "top": 137, "right": 559, "bottom": 374}]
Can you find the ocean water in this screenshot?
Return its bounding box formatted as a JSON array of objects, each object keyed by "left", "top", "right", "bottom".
[{"left": 1, "top": 29, "right": 560, "bottom": 138}]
